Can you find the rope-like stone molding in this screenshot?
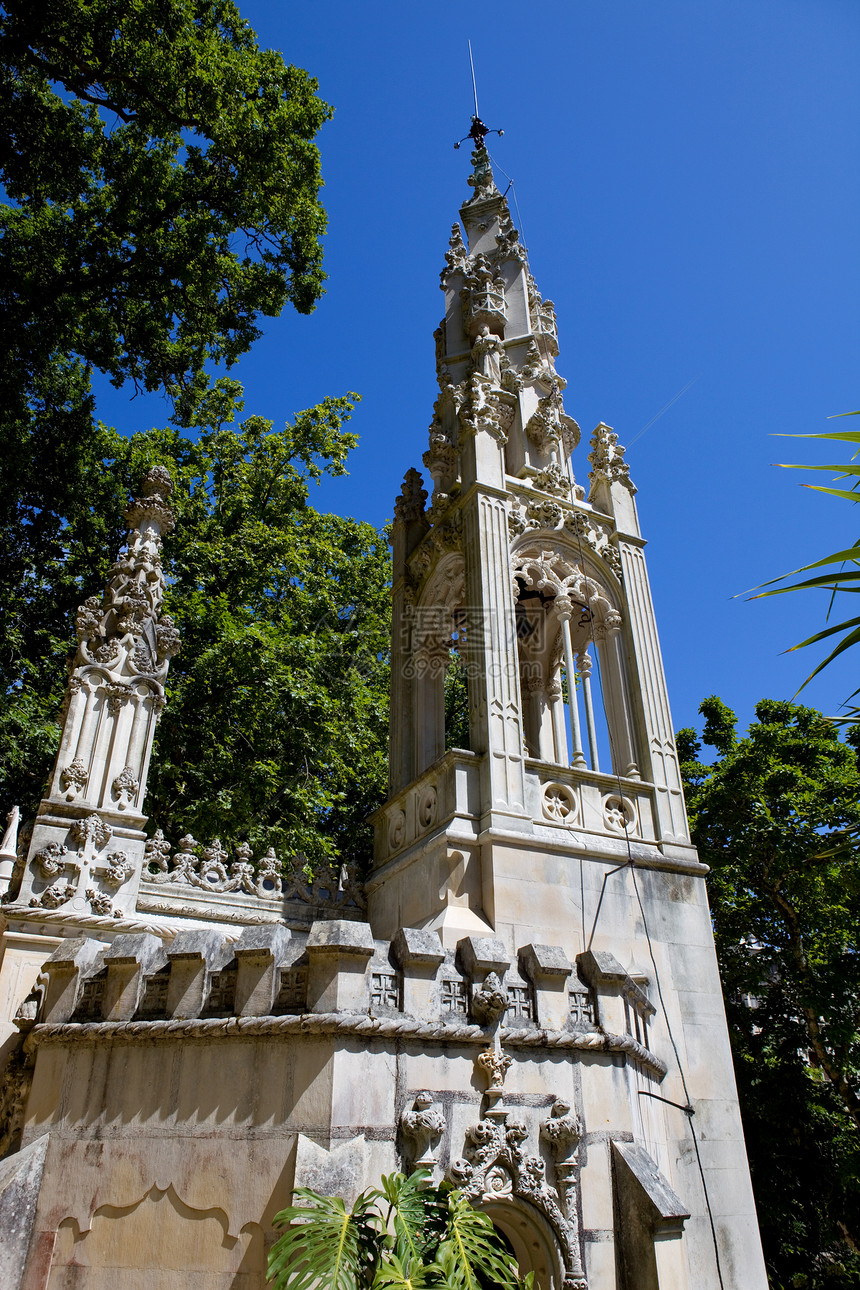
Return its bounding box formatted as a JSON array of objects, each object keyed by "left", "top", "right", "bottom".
[
  {"left": 2, "top": 904, "right": 174, "bottom": 939},
  {"left": 26, "top": 1012, "right": 667, "bottom": 1078}
]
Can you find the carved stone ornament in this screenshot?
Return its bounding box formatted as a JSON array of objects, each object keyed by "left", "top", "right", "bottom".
[
  {"left": 140, "top": 832, "right": 366, "bottom": 910},
  {"left": 603, "top": 795, "right": 636, "bottom": 836},
  {"left": 111, "top": 765, "right": 139, "bottom": 810},
  {"left": 449, "top": 1105, "right": 587, "bottom": 1290},
  {"left": 562, "top": 511, "right": 622, "bottom": 578},
  {"left": 400, "top": 1092, "right": 446, "bottom": 1167},
  {"left": 103, "top": 850, "right": 135, "bottom": 887},
  {"left": 475, "top": 1046, "right": 512, "bottom": 1092},
  {"left": 60, "top": 758, "right": 89, "bottom": 801},
  {"left": 394, "top": 468, "right": 428, "bottom": 525},
  {"left": 588, "top": 423, "right": 636, "bottom": 495},
  {"left": 86, "top": 887, "right": 116, "bottom": 916},
  {"left": 541, "top": 782, "right": 578, "bottom": 825},
  {"left": 472, "top": 973, "right": 509, "bottom": 1026},
  {"left": 32, "top": 881, "right": 75, "bottom": 910},
  {"left": 35, "top": 841, "right": 70, "bottom": 880},
  {"left": 70, "top": 813, "right": 112, "bottom": 852},
  {"left": 443, "top": 222, "right": 468, "bottom": 275},
  {"left": 540, "top": 1099, "right": 583, "bottom": 1162}
]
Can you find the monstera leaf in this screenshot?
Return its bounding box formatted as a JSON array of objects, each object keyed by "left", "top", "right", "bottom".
[{"left": 268, "top": 1187, "right": 383, "bottom": 1290}]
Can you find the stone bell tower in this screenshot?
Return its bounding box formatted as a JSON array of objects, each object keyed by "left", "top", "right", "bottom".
[
  {"left": 367, "top": 141, "right": 769, "bottom": 1286},
  {"left": 371, "top": 145, "right": 689, "bottom": 947}
]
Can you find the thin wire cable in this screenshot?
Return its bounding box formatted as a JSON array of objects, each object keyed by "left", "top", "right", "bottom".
[
  {"left": 487, "top": 150, "right": 528, "bottom": 252},
  {"left": 561, "top": 437, "right": 727, "bottom": 1290}
]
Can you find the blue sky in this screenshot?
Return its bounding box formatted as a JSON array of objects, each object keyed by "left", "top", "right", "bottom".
[{"left": 95, "top": 0, "right": 860, "bottom": 737}]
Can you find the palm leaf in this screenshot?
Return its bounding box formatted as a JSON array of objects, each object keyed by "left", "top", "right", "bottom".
[
  {"left": 747, "top": 412, "right": 860, "bottom": 696},
  {"left": 268, "top": 1187, "right": 383, "bottom": 1290}
]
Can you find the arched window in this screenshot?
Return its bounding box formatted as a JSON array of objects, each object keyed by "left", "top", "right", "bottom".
[{"left": 512, "top": 543, "right": 639, "bottom": 779}]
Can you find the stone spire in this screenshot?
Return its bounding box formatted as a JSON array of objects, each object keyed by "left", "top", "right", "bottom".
[{"left": 9, "top": 467, "right": 180, "bottom": 921}]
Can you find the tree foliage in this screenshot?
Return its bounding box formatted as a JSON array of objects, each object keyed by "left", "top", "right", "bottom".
[
  {"left": 678, "top": 697, "right": 860, "bottom": 1287},
  {"left": 0, "top": 384, "right": 391, "bottom": 871},
  {"left": 0, "top": 0, "right": 330, "bottom": 403},
  {"left": 267, "top": 1171, "right": 528, "bottom": 1290}
]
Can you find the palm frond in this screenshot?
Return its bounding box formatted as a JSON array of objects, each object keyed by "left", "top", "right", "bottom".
[{"left": 268, "top": 1188, "right": 383, "bottom": 1290}]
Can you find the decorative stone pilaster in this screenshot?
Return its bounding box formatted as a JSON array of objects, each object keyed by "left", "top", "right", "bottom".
[{"left": 11, "top": 467, "right": 180, "bottom": 920}]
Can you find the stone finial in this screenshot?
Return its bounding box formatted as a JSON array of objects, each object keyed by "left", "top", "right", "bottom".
[
  {"left": 393, "top": 468, "right": 428, "bottom": 525},
  {"left": 476, "top": 1047, "right": 511, "bottom": 1093},
  {"left": 588, "top": 423, "right": 636, "bottom": 495},
  {"left": 466, "top": 148, "right": 501, "bottom": 203},
  {"left": 0, "top": 806, "right": 19, "bottom": 896},
  {"left": 471, "top": 971, "right": 508, "bottom": 1025}
]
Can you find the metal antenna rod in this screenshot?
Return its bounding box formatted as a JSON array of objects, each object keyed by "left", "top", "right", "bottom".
[{"left": 468, "top": 40, "right": 479, "bottom": 119}]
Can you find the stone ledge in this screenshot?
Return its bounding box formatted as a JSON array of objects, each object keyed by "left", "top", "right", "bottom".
[{"left": 25, "top": 1013, "right": 667, "bottom": 1078}]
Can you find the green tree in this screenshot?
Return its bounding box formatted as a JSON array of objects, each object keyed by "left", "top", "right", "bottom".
[
  {"left": 267, "top": 1170, "right": 528, "bottom": 1290},
  {"left": 0, "top": 0, "right": 329, "bottom": 403},
  {"left": 677, "top": 697, "right": 860, "bottom": 1287},
  {"left": 0, "top": 384, "right": 391, "bottom": 871},
  {"left": 0, "top": 0, "right": 333, "bottom": 702}
]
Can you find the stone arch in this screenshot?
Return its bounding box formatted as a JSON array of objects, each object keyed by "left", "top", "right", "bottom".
[
  {"left": 483, "top": 1196, "right": 565, "bottom": 1290},
  {"left": 511, "top": 538, "right": 638, "bottom": 777}
]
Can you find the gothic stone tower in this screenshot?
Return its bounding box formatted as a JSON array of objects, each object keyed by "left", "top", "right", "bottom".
[{"left": 0, "top": 148, "right": 766, "bottom": 1290}]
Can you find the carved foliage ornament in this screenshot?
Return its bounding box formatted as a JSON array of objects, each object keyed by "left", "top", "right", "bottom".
[
  {"left": 143, "top": 833, "right": 366, "bottom": 911},
  {"left": 400, "top": 1092, "right": 446, "bottom": 1167},
  {"left": 449, "top": 1110, "right": 587, "bottom": 1290}
]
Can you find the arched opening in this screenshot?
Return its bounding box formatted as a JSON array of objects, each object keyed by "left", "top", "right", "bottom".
[
  {"left": 512, "top": 543, "right": 639, "bottom": 779},
  {"left": 482, "top": 1198, "right": 565, "bottom": 1290}
]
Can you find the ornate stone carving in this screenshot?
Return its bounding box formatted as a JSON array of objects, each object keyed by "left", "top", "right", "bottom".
[
  {"left": 531, "top": 463, "right": 571, "bottom": 498},
  {"left": 562, "top": 511, "right": 622, "bottom": 578},
  {"left": 111, "top": 765, "right": 139, "bottom": 809},
  {"left": 603, "top": 795, "right": 636, "bottom": 835},
  {"left": 460, "top": 254, "right": 506, "bottom": 340},
  {"left": 86, "top": 887, "right": 116, "bottom": 916},
  {"left": 35, "top": 841, "right": 70, "bottom": 880},
  {"left": 443, "top": 222, "right": 468, "bottom": 275},
  {"left": 588, "top": 423, "right": 636, "bottom": 494},
  {"left": 540, "top": 1099, "right": 584, "bottom": 1223},
  {"left": 140, "top": 833, "right": 366, "bottom": 910},
  {"left": 394, "top": 468, "right": 428, "bottom": 525},
  {"left": 527, "top": 499, "right": 563, "bottom": 531},
  {"left": 103, "top": 851, "right": 135, "bottom": 887},
  {"left": 34, "top": 881, "right": 75, "bottom": 910},
  {"left": 541, "top": 782, "right": 578, "bottom": 824},
  {"left": 475, "top": 1046, "right": 512, "bottom": 1091},
  {"left": 472, "top": 974, "right": 509, "bottom": 1026},
  {"left": 70, "top": 813, "right": 112, "bottom": 853},
  {"left": 60, "top": 758, "right": 89, "bottom": 801},
  {"left": 525, "top": 390, "right": 580, "bottom": 457},
  {"left": 400, "top": 1092, "right": 446, "bottom": 1167},
  {"left": 144, "top": 829, "right": 171, "bottom": 879},
  {"left": 465, "top": 147, "right": 500, "bottom": 204},
  {"left": 449, "top": 1104, "right": 587, "bottom": 1290}
]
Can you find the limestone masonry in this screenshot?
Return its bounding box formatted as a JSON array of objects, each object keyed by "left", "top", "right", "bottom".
[{"left": 0, "top": 144, "right": 768, "bottom": 1289}]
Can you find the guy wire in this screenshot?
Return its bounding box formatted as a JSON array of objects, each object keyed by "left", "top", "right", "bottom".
[{"left": 561, "top": 430, "right": 726, "bottom": 1290}]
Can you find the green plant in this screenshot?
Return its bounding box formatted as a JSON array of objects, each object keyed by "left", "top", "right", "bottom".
[
  {"left": 267, "top": 1170, "right": 530, "bottom": 1290},
  {"left": 753, "top": 412, "right": 860, "bottom": 700}
]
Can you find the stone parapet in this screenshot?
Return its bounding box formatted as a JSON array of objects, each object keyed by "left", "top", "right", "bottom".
[{"left": 17, "top": 921, "right": 666, "bottom": 1080}]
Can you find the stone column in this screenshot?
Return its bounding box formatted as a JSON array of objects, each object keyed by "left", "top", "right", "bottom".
[{"left": 617, "top": 540, "right": 687, "bottom": 839}]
